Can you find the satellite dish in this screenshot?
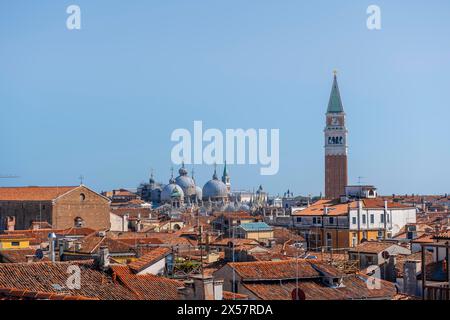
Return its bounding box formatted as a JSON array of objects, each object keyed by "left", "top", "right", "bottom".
[
  {"left": 35, "top": 249, "right": 44, "bottom": 260},
  {"left": 291, "top": 288, "right": 306, "bottom": 301},
  {"left": 382, "top": 251, "right": 390, "bottom": 260}
]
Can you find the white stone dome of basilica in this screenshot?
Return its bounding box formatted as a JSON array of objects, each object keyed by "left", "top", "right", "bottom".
[
  {"left": 202, "top": 169, "right": 228, "bottom": 200},
  {"left": 161, "top": 177, "right": 184, "bottom": 202},
  {"left": 175, "top": 164, "right": 196, "bottom": 197}
]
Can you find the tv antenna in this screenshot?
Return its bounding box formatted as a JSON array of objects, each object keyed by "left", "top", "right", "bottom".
[{"left": 357, "top": 176, "right": 365, "bottom": 185}]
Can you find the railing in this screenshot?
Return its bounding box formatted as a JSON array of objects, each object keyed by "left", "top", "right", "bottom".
[{"left": 424, "top": 284, "right": 450, "bottom": 300}]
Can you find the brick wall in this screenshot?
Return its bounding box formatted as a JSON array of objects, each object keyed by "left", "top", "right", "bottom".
[
  {"left": 325, "top": 155, "right": 348, "bottom": 199},
  {"left": 0, "top": 201, "right": 52, "bottom": 230}
]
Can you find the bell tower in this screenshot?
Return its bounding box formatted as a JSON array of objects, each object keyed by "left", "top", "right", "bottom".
[{"left": 324, "top": 71, "right": 348, "bottom": 199}]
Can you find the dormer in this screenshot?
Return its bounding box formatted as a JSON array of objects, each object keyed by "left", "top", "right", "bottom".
[{"left": 345, "top": 185, "right": 377, "bottom": 199}]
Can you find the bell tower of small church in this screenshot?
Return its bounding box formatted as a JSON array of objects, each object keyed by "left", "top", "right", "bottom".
[{"left": 324, "top": 71, "right": 348, "bottom": 199}]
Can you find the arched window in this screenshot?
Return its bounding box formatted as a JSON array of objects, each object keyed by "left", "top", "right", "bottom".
[{"left": 80, "top": 193, "right": 86, "bottom": 201}]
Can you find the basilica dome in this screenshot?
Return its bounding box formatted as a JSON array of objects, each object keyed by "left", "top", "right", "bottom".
[
  {"left": 175, "top": 165, "right": 196, "bottom": 197},
  {"left": 202, "top": 169, "right": 228, "bottom": 200},
  {"left": 161, "top": 177, "right": 184, "bottom": 202}
]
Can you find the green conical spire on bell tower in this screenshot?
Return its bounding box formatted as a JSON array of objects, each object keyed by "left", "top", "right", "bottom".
[
  {"left": 222, "top": 161, "right": 228, "bottom": 179},
  {"left": 327, "top": 71, "right": 344, "bottom": 114}
]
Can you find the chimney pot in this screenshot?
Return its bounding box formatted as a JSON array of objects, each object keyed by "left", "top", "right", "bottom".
[{"left": 97, "top": 246, "right": 110, "bottom": 270}]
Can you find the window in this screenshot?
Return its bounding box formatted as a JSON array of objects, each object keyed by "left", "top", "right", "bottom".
[
  {"left": 387, "top": 214, "right": 390, "bottom": 223},
  {"left": 352, "top": 217, "right": 357, "bottom": 225},
  {"left": 329, "top": 217, "right": 334, "bottom": 224},
  {"left": 74, "top": 217, "right": 85, "bottom": 228},
  {"left": 380, "top": 214, "right": 384, "bottom": 223},
  {"left": 362, "top": 214, "right": 366, "bottom": 224},
  {"left": 317, "top": 217, "right": 322, "bottom": 224},
  {"left": 80, "top": 193, "right": 86, "bottom": 201},
  {"left": 11, "top": 241, "right": 20, "bottom": 246},
  {"left": 296, "top": 217, "right": 302, "bottom": 223},
  {"left": 370, "top": 214, "right": 374, "bottom": 224},
  {"left": 313, "top": 217, "right": 317, "bottom": 224}
]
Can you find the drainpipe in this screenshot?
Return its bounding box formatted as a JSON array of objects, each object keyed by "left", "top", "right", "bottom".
[
  {"left": 422, "top": 245, "right": 426, "bottom": 300},
  {"left": 357, "top": 200, "right": 362, "bottom": 244},
  {"left": 384, "top": 201, "right": 388, "bottom": 240}
]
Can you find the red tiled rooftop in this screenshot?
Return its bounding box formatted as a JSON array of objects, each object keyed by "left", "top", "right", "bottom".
[
  {"left": 128, "top": 247, "right": 171, "bottom": 273},
  {"left": 348, "top": 241, "right": 395, "bottom": 254},
  {"left": 0, "top": 261, "right": 137, "bottom": 300},
  {"left": 293, "top": 198, "right": 413, "bottom": 217},
  {"left": 242, "top": 274, "right": 396, "bottom": 300},
  {"left": 0, "top": 287, "right": 98, "bottom": 300},
  {"left": 228, "top": 259, "right": 320, "bottom": 281},
  {"left": 0, "top": 186, "right": 78, "bottom": 201},
  {"left": 0, "top": 249, "right": 49, "bottom": 263},
  {"left": 223, "top": 291, "right": 248, "bottom": 300}
]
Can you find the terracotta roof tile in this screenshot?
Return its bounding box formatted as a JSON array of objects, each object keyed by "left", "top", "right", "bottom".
[
  {"left": 348, "top": 241, "right": 395, "bottom": 254},
  {"left": 0, "top": 261, "right": 137, "bottom": 300},
  {"left": 0, "top": 249, "right": 49, "bottom": 263},
  {"left": 243, "top": 274, "right": 396, "bottom": 300},
  {"left": 75, "top": 234, "right": 135, "bottom": 254},
  {"left": 228, "top": 259, "right": 320, "bottom": 281},
  {"left": 223, "top": 291, "right": 248, "bottom": 300},
  {"left": 128, "top": 247, "right": 171, "bottom": 273},
  {"left": 111, "top": 266, "right": 183, "bottom": 300},
  {"left": 293, "top": 198, "right": 413, "bottom": 217},
  {"left": 0, "top": 186, "right": 78, "bottom": 201},
  {"left": 0, "top": 287, "right": 98, "bottom": 300}
]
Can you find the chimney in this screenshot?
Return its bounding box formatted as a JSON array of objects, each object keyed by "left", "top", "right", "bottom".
[
  {"left": 191, "top": 275, "right": 216, "bottom": 300},
  {"left": 403, "top": 260, "right": 420, "bottom": 296},
  {"left": 213, "top": 280, "right": 224, "bottom": 300},
  {"left": 97, "top": 246, "right": 110, "bottom": 270},
  {"left": 48, "top": 232, "right": 57, "bottom": 263},
  {"left": 123, "top": 214, "right": 129, "bottom": 232},
  {"left": 385, "top": 255, "right": 397, "bottom": 282},
  {"left": 25, "top": 255, "right": 34, "bottom": 263},
  {"left": 6, "top": 216, "right": 15, "bottom": 231},
  {"left": 178, "top": 284, "right": 192, "bottom": 300}
]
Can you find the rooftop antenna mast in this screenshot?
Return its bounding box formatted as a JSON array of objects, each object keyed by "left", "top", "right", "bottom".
[{"left": 357, "top": 176, "right": 365, "bottom": 185}]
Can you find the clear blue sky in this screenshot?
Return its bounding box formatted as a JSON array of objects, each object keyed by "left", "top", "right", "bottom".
[{"left": 1, "top": 0, "right": 449, "bottom": 196}]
